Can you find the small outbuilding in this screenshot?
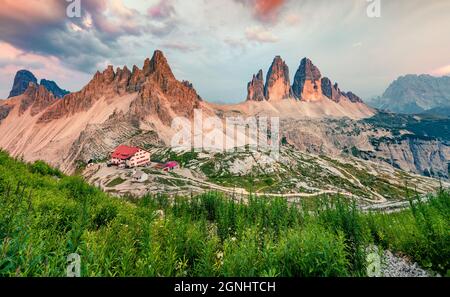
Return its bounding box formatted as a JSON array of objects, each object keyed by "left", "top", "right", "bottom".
[
  {"left": 163, "top": 161, "right": 179, "bottom": 172},
  {"left": 132, "top": 170, "right": 149, "bottom": 183}
]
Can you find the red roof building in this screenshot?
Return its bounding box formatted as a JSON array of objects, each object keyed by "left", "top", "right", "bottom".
[
  {"left": 110, "top": 145, "right": 151, "bottom": 168},
  {"left": 111, "top": 145, "right": 140, "bottom": 160}
]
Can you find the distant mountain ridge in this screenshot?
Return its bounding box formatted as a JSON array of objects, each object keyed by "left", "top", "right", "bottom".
[
  {"left": 7, "top": 70, "right": 69, "bottom": 99},
  {"left": 368, "top": 74, "right": 450, "bottom": 114}
]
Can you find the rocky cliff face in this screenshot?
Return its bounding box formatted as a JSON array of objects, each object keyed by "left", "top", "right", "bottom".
[
  {"left": 321, "top": 77, "right": 342, "bottom": 102},
  {"left": 40, "top": 79, "right": 70, "bottom": 98},
  {"left": 8, "top": 70, "right": 38, "bottom": 98},
  {"left": 247, "top": 70, "right": 266, "bottom": 101},
  {"left": 129, "top": 50, "right": 203, "bottom": 125},
  {"left": 264, "top": 56, "right": 292, "bottom": 100},
  {"left": 343, "top": 91, "right": 363, "bottom": 103},
  {"left": 292, "top": 58, "right": 323, "bottom": 101},
  {"left": 20, "top": 83, "right": 58, "bottom": 116},
  {"left": 368, "top": 74, "right": 450, "bottom": 114},
  {"left": 281, "top": 118, "right": 450, "bottom": 179},
  {"left": 374, "top": 137, "right": 449, "bottom": 179},
  {"left": 37, "top": 66, "right": 116, "bottom": 123},
  {"left": 0, "top": 104, "right": 13, "bottom": 124}
]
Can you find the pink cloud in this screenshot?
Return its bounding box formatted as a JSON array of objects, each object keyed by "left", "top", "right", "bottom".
[
  {"left": 0, "top": 0, "right": 65, "bottom": 24},
  {"left": 147, "top": 0, "right": 175, "bottom": 19},
  {"left": 236, "top": 0, "right": 287, "bottom": 23},
  {"left": 254, "top": 0, "right": 285, "bottom": 22}
]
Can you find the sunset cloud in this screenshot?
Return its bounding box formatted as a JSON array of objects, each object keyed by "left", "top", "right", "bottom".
[
  {"left": 235, "top": 0, "right": 287, "bottom": 23},
  {"left": 148, "top": 0, "right": 176, "bottom": 20}
]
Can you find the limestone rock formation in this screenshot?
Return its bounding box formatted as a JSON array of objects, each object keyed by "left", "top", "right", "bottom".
[
  {"left": 292, "top": 58, "right": 323, "bottom": 101},
  {"left": 0, "top": 104, "right": 13, "bottom": 124},
  {"left": 37, "top": 65, "right": 118, "bottom": 123},
  {"left": 22, "top": 83, "right": 58, "bottom": 116},
  {"left": 321, "top": 77, "right": 342, "bottom": 102},
  {"left": 264, "top": 56, "right": 292, "bottom": 100},
  {"left": 247, "top": 70, "right": 266, "bottom": 101},
  {"left": 40, "top": 79, "right": 70, "bottom": 98},
  {"left": 36, "top": 50, "right": 202, "bottom": 125},
  {"left": 131, "top": 50, "right": 202, "bottom": 125},
  {"left": 8, "top": 70, "right": 38, "bottom": 98},
  {"left": 343, "top": 91, "right": 363, "bottom": 103}
]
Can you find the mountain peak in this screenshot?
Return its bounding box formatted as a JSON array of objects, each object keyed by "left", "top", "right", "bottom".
[
  {"left": 8, "top": 69, "right": 38, "bottom": 98},
  {"left": 321, "top": 77, "right": 341, "bottom": 102},
  {"left": 264, "top": 56, "right": 292, "bottom": 100},
  {"left": 247, "top": 69, "right": 265, "bottom": 101},
  {"left": 292, "top": 57, "right": 322, "bottom": 100},
  {"left": 148, "top": 50, "right": 175, "bottom": 79}
]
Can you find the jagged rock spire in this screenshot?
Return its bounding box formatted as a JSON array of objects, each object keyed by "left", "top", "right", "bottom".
[
  {"left": 264, "top": 56, "right": 292, "bottom": 100},
  {"left": 292, "top": 58, "right": 322, "bottom": 101},
  {"left": 247, "top": 69, "right": 266, "bottom": 101}
]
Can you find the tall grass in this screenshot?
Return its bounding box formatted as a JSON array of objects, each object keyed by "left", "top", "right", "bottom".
[{"left": 0, "top": 150, "right": 448, "bottom": 276}]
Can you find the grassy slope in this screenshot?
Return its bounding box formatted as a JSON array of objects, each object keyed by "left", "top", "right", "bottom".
[{"left": 0, "top": 150, "right": 448, "bottom": 276}]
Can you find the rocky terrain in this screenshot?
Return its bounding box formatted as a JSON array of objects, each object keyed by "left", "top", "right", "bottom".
[
  {"left": 368, "top": 74, "right": 450, "bottom": 114},
  {"left": 280, "top": 117, "right": 450, "bottom": 179},
  {"left": 380, "top": 250, "right": 431, "bottom": 277},
  {"left": 84, "top": 145, "right": 448, "bottom": 204}
]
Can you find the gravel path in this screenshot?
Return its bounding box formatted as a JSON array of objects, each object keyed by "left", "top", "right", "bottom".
[{"left": 381, "top": 250, "right": 431, "bottom": 277}]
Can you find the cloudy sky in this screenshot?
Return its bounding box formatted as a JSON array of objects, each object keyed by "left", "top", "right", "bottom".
[{"left": 1, "top": 0, "right": 450, "bottom": 102}]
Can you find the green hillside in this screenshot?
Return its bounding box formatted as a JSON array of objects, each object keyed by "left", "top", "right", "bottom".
[{"left": 0, "top": 150, "right": 448, "bottom": 276}]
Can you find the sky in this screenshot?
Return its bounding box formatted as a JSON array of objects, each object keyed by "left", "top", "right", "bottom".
[{"left": 0, "top": 0, "right": 450, "bottom": 103}]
